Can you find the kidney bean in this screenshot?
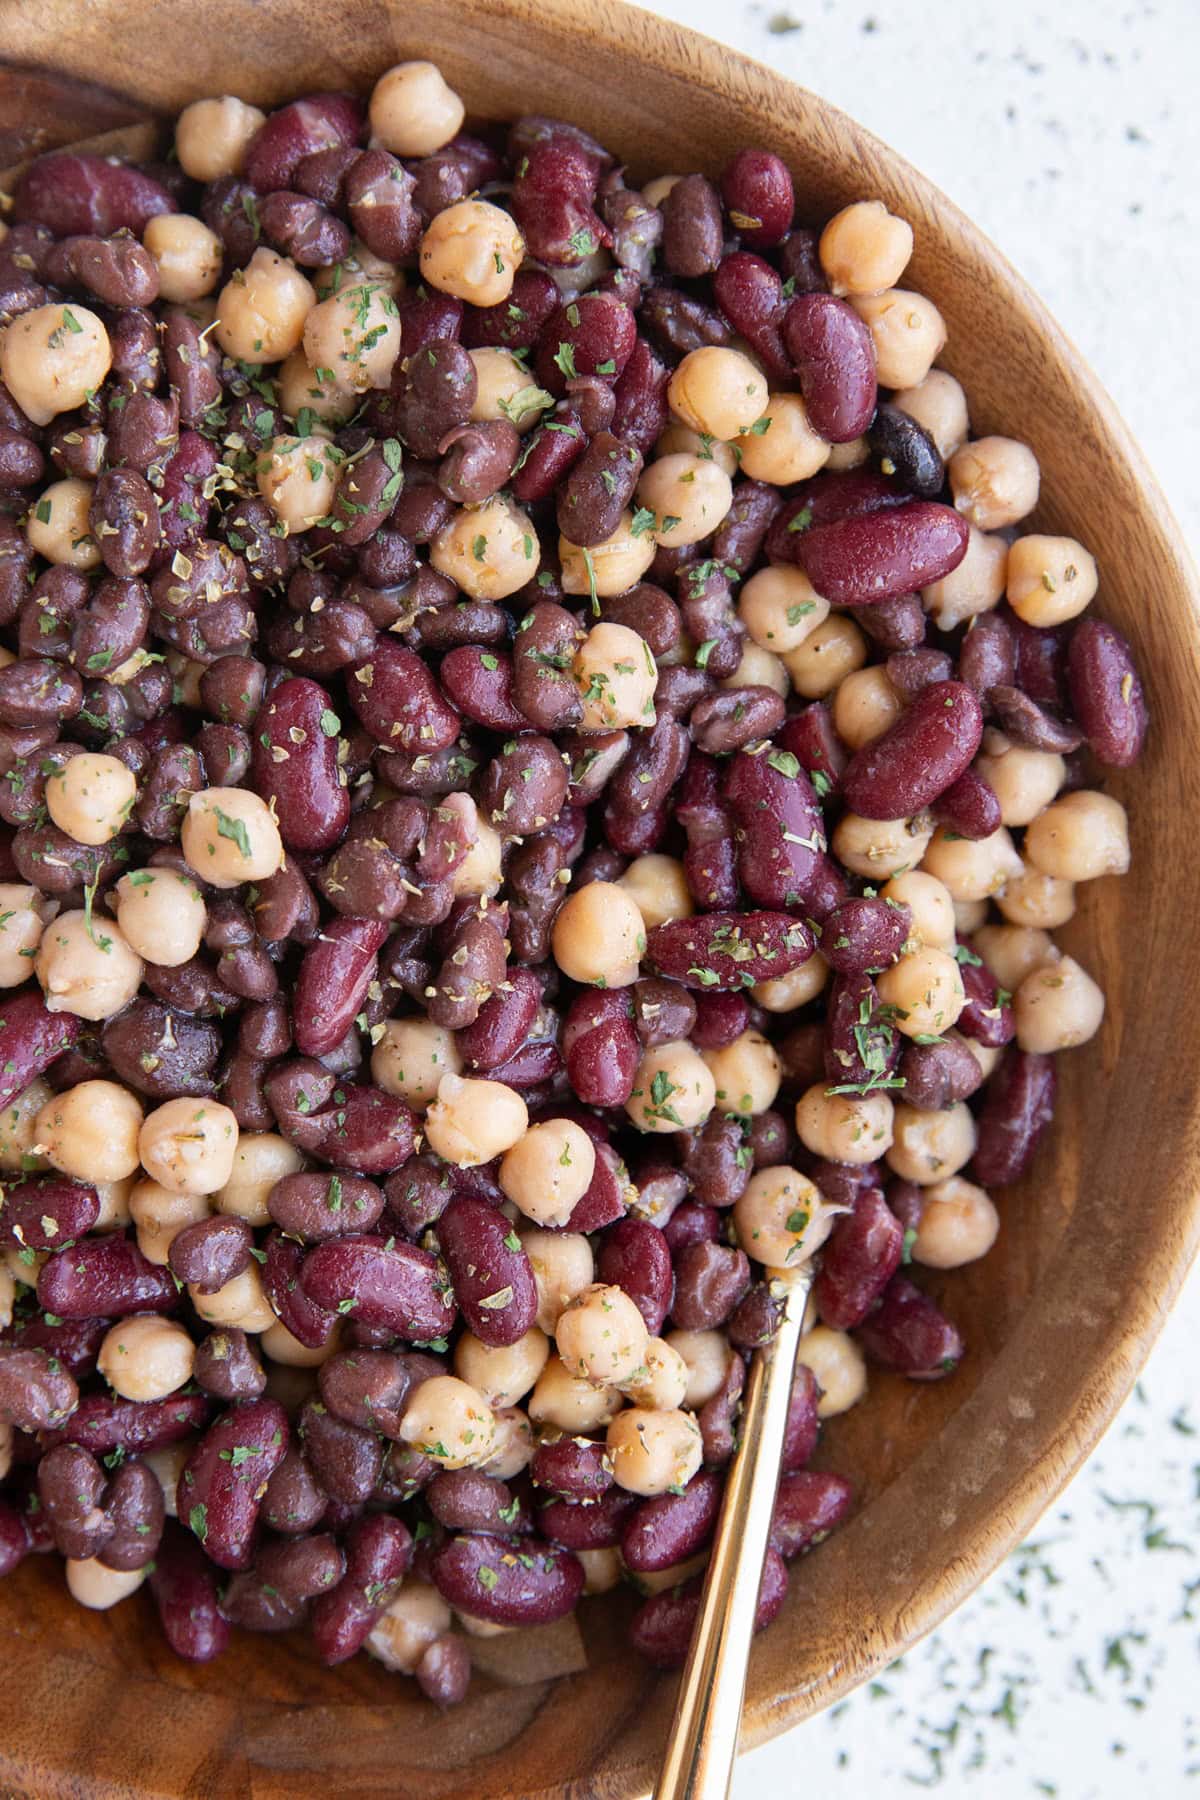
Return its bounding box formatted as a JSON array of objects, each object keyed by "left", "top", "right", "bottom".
[
  {"left": 750, "top": 1113, "right": 794, "bottom": 1172},
  {"left": 0, "top": 427, "right": 44, "bottom": 490},
  {"left": 218, "top": 1567, "right": 308, "bottom": 1633},
  {"left": 14, "top": 154, "right": 175, "bottom": 236},
  {"left": 596, "top": 1217, "right": 674, "bottom": 1334},
  {"left": 1066, "top": 617, "right": 1147, "bottom": 766},
  {"left": 0, "top": 1175, "right": 99, "bottom": 1249},
  {"left": 165, "top": 1216, "right": 252, "bottom": 1294},
  {"left": 435, "top": 646, "right": 524, "bottom": 734},
  {"left": 0, "top": 1345, "right": 78, "bottom": 1430},
  {"left": 688, "top": 687, "right": 784, "bottom": 757},
  {"left": 298, "top": 1397, "right": 382, "bottom": 1505},
  {"left": 334, "top": 150, "right": 418, "bottom": 261},
  {"left": 347, "top": 638, "right": 461, "bottom": 752},
  {"left": 243, "top": 92, "right": 364, "bottom": 192},
  {"left": 1, "top": 1311, "right": 108, "bottom": 1379},
  {"left": 47, "top": 233, "right": 160, "bottom": 310},
  {"left": 777, "top": 1362, "right": 821, "bottom": 1474},
  {"left": 649, "top": 910, "right": 815, "bottom": 991},
  {"left": 622, "top": 1470, "right": 723, "bottom": 1576},
  {"left": 178, "top": 1397, "right": 289, "bottom": 1570},
  {"left": 413, "top": 1633, "right": 469, "bottom": 1708},
  {"left": 727, "top": 1280, "right": 782, "bottom": 1351},
  {"left": 311, "top": 1511, "right": 412, "bottom": 1664},
  {"left": 841, "top": 680, "right": 982, "bottom": 820},
  {"left": 131, "top": 742, "right": 200, "bottom": 841},
  {"left": 300, "top": 1235, "right": 454, "bottom": 1343},
  {"left": 452, "top": 968, "right": 538, "bottom": 1074},
  {"left": 799, "top": 501, "right": 969, "bottom": 606},
  {"left": 699, "top": 486, "right": 774, "bottom": 587},
  {"left": 426, "top": 1468, "right": 528, "bottom": 1536},
  {"left": 629, "top": 979, "right": 695, "bottom": 1052},
  {"left": 856, "top": 1274, "right": 963, "bottom": 1378},
  {"left": 99, "top": 1457, "right": 164, "bottom": 1570},
  {"left": 678, "top": 562, "right": 745, "bottom": 681},
  {"left": 382, "top": 1157, "right": 454, "bottom": 1239},
  {"left": 426, "top": 901, "right": 507, "bottom": 1034},
  {"left": 0, "top": 1500, "right": 31, "bottom": 1578},
  {"left": 317, "top": 1348, "right": 413, "bottom": 1439},
  {"left": 463, "top": 268, "right": 559, "bottom": 356},
  {"left": 701, "top": 1351, "right": 745, "bottom": 1471},
  {"left": 192, "top": 1328, "right": 266, "bottom": 1403},
  {"left": 259, "top": 1448, "right": 327, "bottom": 1537},
  {"left": 509, "top": 404, "right": 587, "bottom": 508},
  {"left": 269, "top": 1171, "right": 383, "bottom": 1244},
  {"left": 631, "top": 1544, "right": 786, "bottom": 1668},
  {"left": 971, "top": 1047, "right": 1056, "bottom": 1188},
  {"left": 432, "top": 1528, "right": 584, "bottom": 1625},
  {"left": 683, "top": 993, "right": 747, "bottom": 1057},
  {"left": 512, "top": 141, "right": 609, "bottom": 268},
  {"left": 47, "top": 1392, "right": 210, "bottom": 1459},
  {"left": 781, "top": 292, "right": 876, "bottom": 442},
  {"left": 309, "top": 1083, "right": 417, "bottom": 1175},
  {"left": 813, "top": 1185, "right": 904, "bottom": 1329},
  {"left": 149, "top": 1523, "right": 231, "bottom": 1662},
  {"left": 478, "top": 735, "right": 568, "bottom": 841},
  {"left": 265, "top": 592, "right": 375, "bottom": 676},
  {"left": 657, "top": 174, "right": 725, "bottom": 278},
  {"left": 770, "top": 1468, "right": 854, "bottom": 1562},
  {"left": 258, "top": 188, "right": 350, "bottom": 264},
  {"left": 154, "top": 429, "right": 216, "bottom": 554},
  {"left": 602, "top": 716, "right": 688, "bottom": 856},
  {"left": 1011, "top": 615, "right": 1070, "bottom": 709},
  {"left": 248, "top": 675, "right": 348, "bottom": 854},
  {"left": 291, "top": 916, "right": 387, "bottom": 1060},
  {"left": 710, "top": 251, "right": 790, "bottom": 381},
  {"left": 555, "top": 430, "right": 642, "bottom": 546},
  {"left": 899, "top": 1035, "right": 984, "bottom": 1111},
  {"left": 718, "top": 149, "right": 792, "bottom": 248},
  {"left": 953, "top": 957, "right": 1013, "bottom": 1048},
  {"left": 823, "top": 970, "right": 902, "bottom": 1091},
  {"left": 820, "top": 896, "right": 910, "bottom": 974},
  {"left": 38, "top": 1234, "right": 178, "bottom": 1321},
  {"left": 959, "top": 610, "right": 1016, "bottom": 697},
  {"left": 723, "top": 748, "right": 826, "bottom": 908},
  {"left": 988, "top": 684, "right": 1084, "bottom": 755},
  {"left": 390, "top": 339, "right": 478, "bottom": 461},
  {"left": 291, "top": 142, "right": 358, "bottom": 206},
  {"left": 561, "top": 988, "right": 639, "bottom": 1109},
  {"left": 610, "top": 337, "right": 670, "bottom": 454},
  {"left": 0, "top": 656, "right": 83, "bottom": 729},
  {"left": 671, "top": 1242, "right": 751, "bottom": 1330},
  {"left": 250, "top": 1533, "right": 344, "bottom": 1612},
  {"left": 531, "top": 1435, "right": 613, "bottom": 1503},
  {"left": 435, "top": 1196, "right": 537, "bottom": 1348}
]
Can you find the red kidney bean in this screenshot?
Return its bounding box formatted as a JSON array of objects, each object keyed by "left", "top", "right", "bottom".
[
  {"left": 0, "top": 1175, "right": 99, "bottom": 1249},
  {"left": 712, "top": 252, "right": 790, "bottom": 381},
  {"left": 537, "top": 296, "right": 637, "bottom": 396},
  {"left": 841, "top": 681, "right": 982, "bottom": 819},
  {"left": 551, "top": 1141, "right": 624, "bottom": 1235},
  {"left": 649, "top": 911, "right": 815, "bottom": 991},
  {"left": 621, "top": 1470, "right": 723, "bottom": 1574},
  {"left": 46, "top": 1391, "right": 210, "bottom": 1457},
  {"left": 14, "top": 154, "right": 175, "bottom": 236},
  {"left": 899, "top": 1035, "right": 984, "bottom": 1111},
  {"left": 318, "top": 1347, "right": 414, "bottom": 1437},
  {"left": 0, "top": 657, "right": 83, "bottom": 729},
  {"left": 293, "top": 142, "right": 358, "bottom": 205},
  {"left": 0, "top": 1499, "right": 31, "bottom": 1578},
  {"left": 510, "top": 405, "right": 588, "bottom": 507},
  {"left": 255, "top": 1532, "right": 345, "bottom": 1608},
  {"left": 971, "top": 1049, "right": 1056, "bottom": 1187},
  {"left": 309, "top": 1083, "right": 418, "bottom": 1175},
  {"left": 671, "top": 1242, "right": 751, "bottom": 1329},
  {"left": 820, "top": 896, "right": 910, "bottom": 974},
  {"left": 856, "top": 1275, "right": 963, "bottom": 1378},
  {"left": 462, "top": 268, "right": 559, "bottom": 353},
  {"left": 595, "top": 1216, "right": 674, "bottom": 1334},
  {"left": 718, "top": 152, "right": 792, "bottom": 249},
  {"left": 690, "top": 990, "right": 752, "bottom": 1051},
  {"left": 512, "top": 141, "right": 609, "bottom": 268},
  {"left": 37, "top": 1234, "right": 178, "bottom": 1321},
  {"left": 249, "top": 675, "right": 349, "bottom": 853},
  {"left": 766, "top": 472, "right": 909, "bottom": 565},
  {"left": 427, "top": 901, "right": 508, "bottom": 1034},
  {"left": 268, "top": 1171, "right": 384, "bottom": 1243},
  {"left": 531, "top": 1435, "right": 613, "bottom": 1503},
  {"left": 432, "top": 1530, "right": 584, "bottom": 1625},
  {"left": 0, "top": 1345, "right": 79, "bottom": 1430},
  {"left": 797, "top": 501, "right": 969, "bottom": 606},
  {"left": 258, "top": 1231, "right": 336, "bottom": 1350},
  {"left": 727, "top": 1280, "right": 782, "bottom": 1350},
  {"left": 478, "top": 734, "right": 569, "bottom": 839},
  {"left": 1011, "top": 615, "right": 1071, "bottom": 709},
  {"left": 261, "top": 1448, "right": 328, "bottom": 1535},
  {"left": 561, "top": 987, "right": 639, "bottom": 1108},
  {"left": 244, "top": 93, "right": 364, "bottom": 192},
  {"left": 770, "top": 1469, "right": 854, "bottom": 1560},
  {"left": 630, "top": 1544, "right": 786, "bottom": 1668},
  {"left": 178, "top": 1397, "right": 290, "bottom": 1570},
  {"left": 781, "top": 1363, "right": 822, "bottom": 1473},
  {"left": 167, "top": 1216, "right": 253, "bottom": 1293},
  {"left": 782, "top": 293, "right": 877, "bottom": 442},
  {"left": 988, "top": 685, "right": 1084, "bottom": 755},
  {"left": 678, "top": 1115, "right": 750, "bottom": 1211},
  {"left": 884, "top": 647, "right": 952, "bottom": 703},
  {"left": 610, "top": 336, "right": 670, "bottom": 453},
  {"left": 292, "top": 917, "right": 387, "bottom": 1059},
  {"left": 933, "top": 767, "right": 1002, "bottom": 840},
  {"left": 723, "top": 747, "right": 826, "bottom": 908},
  {"left": 300, "top": 1235, "right": 455, "bottom": 1343},
  {"left": 311, "top": 1511, "right": 412, "bottom": 1664},
  {"left": 823, "top": 971, "right": 902, "bottom": 1090},
  {"left": 99, "top": 1457, "right": 164, "bottom": 1570},
  {"left": 813, "top": 1185, "right": 904, "bottom": 1328},
  {"left": 455, "top": 967, "right": 541, "bottom": 1074},
  {"left": 956, "top": 957, "right": 1015, "bottom": 1048},
  {"left": 631, "top": 978, "right": 697, "bottom": 1050},
  {"left": 299, "top": 1397, "right": 382, "bottom": 1505},
  {"left": 156, "top": 430, "right": 216, "bottom": 554},
  {"left": 416, "top": 1633, "right": 471, "bottom": 1708},
  {"left": 150, "top": 1523, "right": 231, "bottom": 1662},
  {"left": 1066, "top": 617, "right": 1147, "bottom": 766},
  {"left": 868, "top": 402, "right": 944, "bottom": 499},
  {"left": 427, "top": 1468, "right": 529, "bottom": 1536},
  {"left": 347, "top": 637, "right": 461, "bottom": 752},
  {"left": 1, "top": 1312, "right": 108, "bottom": 1379},
  {"left": 661, "top": 175, "right": 725, "bottom": 277},
  {"left": 435, "top": 1196, "right": 537, "bottom": 1348},
  {"left": 193, "top": 1328, "right": 267, "bottom": 1402},
  {"left": 959, "top": 610, "right": 1016, "bottom": 697},
  {"left": 603, "top": 716, "right": 689, "bottom": 855}
]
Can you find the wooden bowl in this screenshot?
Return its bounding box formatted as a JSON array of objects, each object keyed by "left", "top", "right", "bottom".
[{"left": 1, "top": 3, "right": 1198, "bottom": 1794}]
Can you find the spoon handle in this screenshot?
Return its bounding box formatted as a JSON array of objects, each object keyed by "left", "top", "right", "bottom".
[{"left": 655, "top": 1265, "right": 814, "bottom": 1800}]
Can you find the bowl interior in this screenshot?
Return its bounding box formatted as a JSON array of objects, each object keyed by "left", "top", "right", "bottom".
[{"left": 1, "top": 3, "right": 1198, "bottom": 1796}]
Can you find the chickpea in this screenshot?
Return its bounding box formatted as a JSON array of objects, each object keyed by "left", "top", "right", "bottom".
[
  {"left": 255, "top": 434, "right": 341, "bottom": 533},
  {"left": 734, "top": 1165, "right": 832, "bottom": 1268},
  {"left": 499, "top": 1119, "right": 595, "bottom": 1228},
  {"left": 560, "top": 511, "right": 657, "bottom": 603},
  {"left": 67, "top": 1557, "right": 149, "bottom": 1611},
  {"left": 182, "top": 787, "right": 283, "bottom": 889},
  {"left": 886, "top": 1101, "right": 977, "bottom": 1184},
  {"left": 261, "top": 1318, "right": 339, "bottom": 1367},
  {"left": 93, "top": 1175, "right": 134, "bottom": 1231},
  {"left": 301, "top": 280, "right": 401, "bottom": 392},
  {"left": 655, "top": 422, "right": 740, "bottom": 477},
  {"left": 819, "top": 200, "right": 913, "bottom": 296},
  {"left": 129, "top": 1179, "right": 210, "bottom": 1265},
  {"left": 912, "top": 1176, "right": 999, "bottom": 1269},
  {"left": 732, "top": 392, "right": 829, "bottom": 484},
  {"left": 891, "top": 368, "right": 969, "bottom": 459},
  {"left": 971, "top": 925, "right": 1055, "bottom": 995},
  {"left": 432, "top": 494, "right": 540, "bottom": 601},
  {"left": 44, "top": 752, "right": 136, "bottom": 848},
  {"left": 752, "top": 950, "right": 829, "bottom": 1011},
  {"left": 528, "top": 1353, "right": 624, "bottom": 1433},
  {"left": 635, "top": 1552, "right": 712, "bottom": 1595},
  {"left": 0, "top": 303, "right": 111, "bottom": 426},
  {"left": 577, "top": 1545, "right": 623, "bottom": 1595},
  {"left": 994, "top": 863, "right": 1076, "bottom": 929},
  {"left": 139, "top": 1097, "right": 239, "bottom": 1196},
  {"left": 960, "top": 1035, "right": 1001, "bottom": 1082},
  {"left": 552, "top": 880, "right": 645, "bottom": 987},
  {"left": 0, "top": 884, "right": 52, "bottom": 988},
  {"left": 948, "top": 436, "right": 1040, "bottom": 531},
  {"left": 166, "top": 652, "right": 205, "bottom": 710},
  {"left": 277, "top": 350, "right": 357, "bottom": 426},
  {"left": 953, "top": 898, "right": 988, "bottom": 936},
  {"left": 0, "top": 1265, "right": 15, "bottom": 1332},
  {"left": 556, "top": 1283, "right": 649, "bottom": 1388},
  {"left": 571, "top": 620, "right": 659, "bottom": 730},
  {"left": 0, "top": 1077, "right": 52, "bottom": 1172},
  {"left": 114, "top": 867, "right": 207, "bottom": 968},
  {"left": 454, "top": 1326, "right": 549, "bottom": 1410},
  {"left": 659, "top": 1331, "right": 731, "bottom": 1411},
  {"left": 367, "top": 1582, "right": 453, "bottom": 1674},
  {"left": 174, "top": 95, "right": 265, "bottom": 180},
  {"left": 881, "top": 870, "right": 956, "bottom": 951},
  {"left": 796, "top": 1325, "right": 867, "bottom": 1417},
  {"left": 369, "top": 60, "right": 465, "bottom": 156},
  {"left": 723, "top": 641, "right": 789, "bottom": 697},
  {"left": 25, "top": 477, "right": 99, "bottom": 569},
  {"left": 832, "top": 665, "right": 905, "bottom": 749},
  {"left": 425, "top": 1074, "right": 528, "bottom": 1167},
  {"left": 783, "top": 613, "right": 867, "bottom": 699},
  {"left": 142, "top": 213, "right": 223, "bottom": 304},
  {"left": 2, "top": 1243, "right": 46, "bottom": 1286},
  {"left": 141, "top": 1440, "right": 192, "bottom": 1519},
  {"left": 851, "top": 289, "right": 946, "bottom": 388},
  {"left": 36, "top": 1081, "right": 142, "bottom": 1182},
  {"left": 520, "top": 1229, "right": 594, "bottom": 1334},
  {"left": 825, "top": 435, "right": 870, "bottom": 471},
  {"left": 668, "top": 347, "right": 769, "bottom": 441},
  {"left": 921, "top": 823, "right": 1023, "bottom": 901},
  {"left": 215, "top": 247, "right": 316, "bottom": 365},
  {"left": 876, "top": 945, "right": 966, "bottom": 1039},
  {"left": 624, "top": 1336, "right": 690, "bottom": 1410},
  {"left": 452, "top": 815, "right": 503, "bottom": 898},
  {"left": 1006, "top": 534, "right": 1100, "bottom": 627},
  {"left": 98, "top": 1316, "right": 195, "bottom": 1402},
  {"left": 397, "top": 1373, "right": 495, "bottom": 1469},
  {"left": 738, "top": 565, "right": 829, "bottom": 654},
  {"left": 795, "top": 1084, "right": 894, "bottom": 1164},
  {"left": 607, "top": 1405, "right": 703, "bottom": 1497},
  {"left": 34, "top": 909, "right": 143, "bottom": 1023},
  {"left": 1014, "top": 954, "right": 1105, "bottom": 1054},
  {"left": 419, "top": 200, "right": 524, "bottom": 307},
  {"left": 834, "top": 809, "right": 935, "bottom": 880},
  {"left": 189, "top": 1262, "right": 277, "bottom": 1333},
  {"left": 466, "top": 347, "right": 546, "bottom": 430},
  {"left": 371, "top": 1017, "right": 461, "bottom": 1111},
  {"left": 214, "top": 1131, "right": 303, "bottom": 1226},
  {"left": 974, "top": 733, "right": 1065, "bottom": 828},
  {"left": 922, "top": 526, "right": 1008, "bottom": 631},
  {"left": 480, "top": 1405, "right": 534, "bottom": 1479},
  {"left": 636, "top": 453, "right": 733, "bottom": 548},
  {"left": 702, "top": 1029, "right": 781, "bottom": 1116},
  {"left": 618, "top": 855, "right": 693, "bottom": 932},
  {"left": 642, "top": 174, "right": 682, "bottom": 207},
  {"left": 626, "top": 1041, "right": 716, "bottom": 1135}
]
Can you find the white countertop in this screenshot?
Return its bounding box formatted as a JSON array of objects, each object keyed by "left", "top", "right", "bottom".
[{"left": 633, "top": 0, "right": 1200, "bottom": 1792}]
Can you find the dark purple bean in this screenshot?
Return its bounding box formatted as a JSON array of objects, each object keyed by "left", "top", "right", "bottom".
[
  {"left": 318, "top": 1348, "right": 413, "bottom": 1437},
  {"left": 390, "top": 338, "right": 478, "bottom": 460},
  {"left": 622, "top": 1471, "right": 723, "bottom": 1573},
  {"left": 0, "top": 1499, "right": 31, "bottom": 1578},
  {"left": 218, "top": 1568, "right": 307, "bottom": 1633},
  {"left": 511, "top": 141, "right": 609, "bottom": 269},
  {"left": 13, "top": 154, "right": 174, "bottom": 236},
  {"left": 988, "top": 684, "right": 1085, "bottom": 754},
  {"left": 0, "top": 657, "right": 83, "bottom": 728},
  {"left": 728, "top": 1280, "right": 783, "bottom": 1350},
  {"left": 248, "top": 675, "right": 348, "bottom": 853},
  {"left": 596, "top": 1218, "right": 674, "bottom": 1334},
  {"left": 99, "top": 1457, "right": 164, "bottom": 1570},
  {"left": 556, "top": 431, "right": 642, "bottom": 547},
  {"left": 782, "top": 293, "right": 876, "bottom": 442},
  {"left": 268, "top": 1171, "right": 384, "bottom": 1244},
  {"left": 102, "top": 1002, "right": 221, "bottom": 1099},
  {"left": 630, "top": 1545, "right": 786, "bottom": 1668},
  {"left": 597, "top": 174, "right": 662, "bottom": 277},
  {"left": 820, "top": 896, "right": 910, "bottom": 974},
  {"left": 463, "top": 268, "right": 560, "bottom": 352},
  {"left": 855, "top": 592, "right": 927, "bottom": 651},
  {"left": 678, "top": 1114, "right": 750, "bottom": 1211},
  {"left": 438, "top": 645, "right": 527, "bottom": 733},
  {"left": 427, "top": 1468, "right": 528, "bottom": 1536},
  {"left": 0, "top": 1175, "right": 99, "bottom": 1248},
  {"left": 0, "top": 1345, "right": 78, "bottom": 1431},
  {"left": 531, "top": 1435, "right": 613, "bottom": 1502},
  {"left": 299, "top": 1396, "right": 382, "bottom": 1505},
  {"left": 427, "top": 901, "right": 507, "bottom": 1033},
  {"left": 708, "top": 480, "right": 780, "bottom": 579},
  {"left": 37, "top": 1233, "right": 178, "bottom": 1321},
  {"left": 0, "top": 1312, "right": 107, "bottom": 1379},
  {"left": 45, "top": 233, "right": 159, "bottom": 308},
  {"left": 168, "top": 1216, "right": 253, "bottom": 1293},
  {"left": 712, "top": 251, "right": 790, "bottom": 381},
  {"left": 959, "top": 611, "right": 1016, "bottom": 696},
  {"left": 258, "top": 189, "right": 350, "bottom": 264},
  {"left": 842, "top": 681, "right": 982, "bottom": 819},
  {"left": 477, "top": 735, "right": 568, "bottom": 840},
  {"left": 255, "top": 1532, "right": 345, "bottom": 1605},
  {"left": 1066, "top": 618, "right": 1147, "bottom": 766},
  {"left": 771, "top": 1468, "right": 854, "bottom": 1559},
  {"left": 46, "top": 1391, "right": 210, "bottom": 1458},
  {"left": 899, "top": 1034, "right": 984, "bottom": 1110},
  {"left": 344, "top": 149, "right": 421, "bottom": 260},
  {"left": 456, "top": 967, "right": 542, "bottom": 1073},
  {"left": 293, "top": 143, "right": 359, "bottom": 206},
  {"left": 150, "top": 1523, "right": 231, "bottom": 1662},
  {"left": 813, "top": 1186, "right": 904, "bottom": 1328},
  {"left": 610, "top": 337, "right": 670, "bottom": 453},
  {"left": 0, "top": 428, "right": 44, "bottom": 489},
  {"left": 562, "top": 988, "right": 639, "bottom": 1108},
  {"left": 648, "top": 910, "right": 815, "bottom": 991},
  {"left": 671, "top": 1242, "right": 751, "bottom": 1330},
  {"left": 437, "top": 419, "right": 521, "bottom": 505},
  {"left": 260, "top": 1448, "right": 328, "bottom": 1535},
  {"left": 932, "top": 767, "right": 1003, "bottom": 840},
  {"left": 722, "top": 746, "right": 826, "bottom": 909},
  {"left": 347, "top": 637, "right": 460, "bottom": 751},
  {"left": 797, "top": 502, "right": 969, "bottom": 606},
  {"left": 885, "top": 647, "right": 952, "bottom": 702},
  {"left": 689, "top": 992, "right": 750, "bottom": 1052},
  {"left": 697, "top": 1346, "right": 745, "bottom": 1469},
  {"left": 300, "top": 1235, "right": 455, "bottom": 1343},
  {"left": 193, "top": 1328, "right": 266, "bottom": 1402},
  {"left": 416, "top": 1634, "right": 471, "bottom": 1708},
  {"left": 690, "top": 686, "right": 786, "bottom": 756},
  {"left": 971, "top": 1049, "right": 1056, "bottom": 1186},
  {"left": 823, "top": 971, "right": 901, "bottom": 1089},
  {"left": 856, "top": 1274, "right": 963, "bottom": 1378},
  {"left": 244, "top": 93, "right": 365, "bottom": 193},
  {"left": 431, "top": 1531, "right": 583, "bottom": 1625},
  {"left": 869, "top": 402, "right": 944, "bottom": 498},
  {"left": 957, "top": 957, "right": 1015, "bottom": 1047},
  {"left": 435, "top": 1196, "right": 537, "bottom": 1348},
  {"left": 631, "top": 978, "right": 697, "bottom": 1050},
  {"left": 178, "top": 1397, "right": 290, "bottom": 1569},
  {"left": 660, "top": 175, "right": 724, "bottom": 277},
  {"left": 311, "top": 1512, "right": 412, "bottom": 1665}
]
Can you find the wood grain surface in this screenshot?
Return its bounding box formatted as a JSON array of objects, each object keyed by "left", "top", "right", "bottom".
[{"left": 0, "top": 1, "right": 1198, "bottom": 1794}]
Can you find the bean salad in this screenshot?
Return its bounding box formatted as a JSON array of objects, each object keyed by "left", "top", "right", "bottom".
[{"left": 0, "top": 58, "right": 1146, "bottom": 1703}]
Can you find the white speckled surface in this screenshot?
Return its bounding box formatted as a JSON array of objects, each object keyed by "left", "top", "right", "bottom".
[{"left": 628, "top": 0, "right": 1199, "bottom": 1791}]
